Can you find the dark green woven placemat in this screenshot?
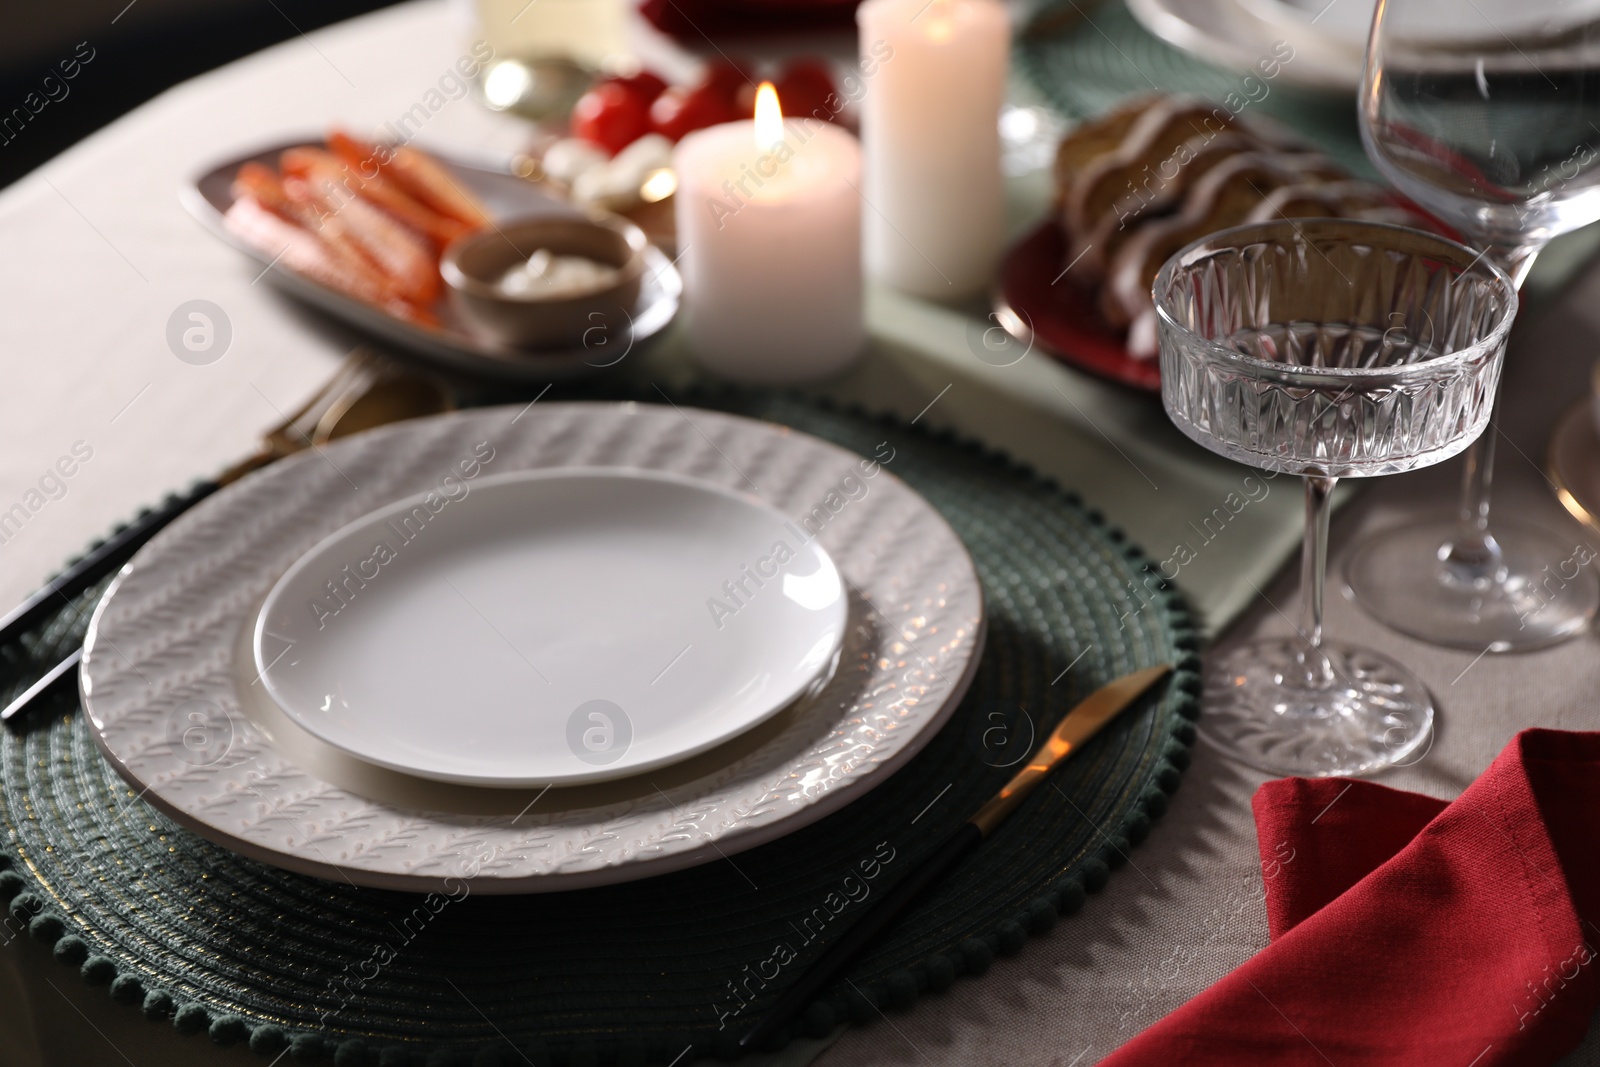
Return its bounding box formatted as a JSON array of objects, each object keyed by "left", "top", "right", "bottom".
[
  {"left": 0, "top": 392, "right": 1198, "bottom": 1066},
  {"left": 1016, "top": 0, "right": 1373, "bottom": 175}
]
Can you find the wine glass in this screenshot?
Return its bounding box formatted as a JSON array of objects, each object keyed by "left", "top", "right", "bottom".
[
  {"left": 1156, "top": 220, "right": 1517, "bottom": 777},
  {"left": 1349, "top": 0, "right": 1600, "bottom": 651}
]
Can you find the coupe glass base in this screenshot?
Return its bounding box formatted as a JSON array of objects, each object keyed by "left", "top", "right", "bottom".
[
  {"left": 1343, "top": 520, "right": 1598, "bottom": 653},
  {"left": 1201, "top": 638, "right": 1434, "bottom": 778}
]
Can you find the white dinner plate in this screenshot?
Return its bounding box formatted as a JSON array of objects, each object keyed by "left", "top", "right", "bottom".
[
  {"left": 253, "top": 468, "right": 847, "bottom": 787},
  {"left": 1233, "top": 0, "right": 1375, "bottom": 53},
  {"left": 1126, "top": 0, "right": 1365, "bottom": 90},
  {"left": 81, "top": 403, "right": 985, "bottom": 893},
  {"left": 1238, "top": 0, "right": 1600, "bottom": 53}
]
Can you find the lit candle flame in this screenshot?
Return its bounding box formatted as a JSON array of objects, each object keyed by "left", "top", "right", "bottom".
[
  {"left": 754, "top": 81, "right": 784, "bottom": 151},
  {"left": 640, "top": 168, "right": 677, "bottom": 203}
]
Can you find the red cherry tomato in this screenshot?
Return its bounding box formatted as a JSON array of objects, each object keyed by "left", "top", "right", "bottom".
[
  {"left": 650, "top": 83, "right": 738, "bottom": 141},
  {"left": 702, "top": 58, "right": 756, "bottom": 101},
  {"left": 776, "top": 59, "right": 838, "bottom": 122},
  {"left": 571, "top": 82, "right": 653, "bottom": 155},
  {"left": 612, "top": 70, "right": 668, "bottom": 104}
]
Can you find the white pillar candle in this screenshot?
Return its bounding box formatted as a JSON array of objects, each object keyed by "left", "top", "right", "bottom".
[
  {"left": 673, "top": 85, "right": 865, "bottom": 384},
  {"left": 857, "top": 0, "right": 1009, "bottom": 298}
]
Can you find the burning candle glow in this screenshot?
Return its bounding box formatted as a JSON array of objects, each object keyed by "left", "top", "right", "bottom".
[
  {"left": 672, "top": 80, "right": 865, "bottom": 383},
  {"left": 754, "top": 82, "right": 784, "bottom": 150}
]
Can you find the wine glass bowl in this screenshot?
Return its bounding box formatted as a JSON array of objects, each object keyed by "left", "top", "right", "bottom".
[
  {"left": 1360, "top": 0, "right": 1600, "bottom": 249},
  {"left": 1156, "top": 220, "right": 1517, "bottom": 777},
  {"left": 1351, "top": 0, "right": 1600, "bottom": 651},
  {"left": 1158, "top": 222, "right": 1515, "bottom": 478}
]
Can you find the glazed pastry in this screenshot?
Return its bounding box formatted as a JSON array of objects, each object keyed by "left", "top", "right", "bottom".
[
  {"left": 1051, "top": 96, "right": 1156, "bottom": 201},
  {"left": 1050, "top": 96, "right": 1428, "bottom": 360},
  {"left": 1060, "top": 97, "right": 1232, "bottom": 240},
  {"left": 1102, "top": 152, "right": 1351, "bottom": 331},
  {"left": 1243, "top": 181, "right": 1420, "bottom": 225},
  {"left": 1071, "top": 130, "right": 1258, "bottom": 280}
]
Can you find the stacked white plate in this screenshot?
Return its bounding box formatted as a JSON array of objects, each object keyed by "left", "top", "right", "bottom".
[
  {"left": 1127, "top": 0, "right": 1373, "bottom": 90},
  {"left": 81, "top": 402, "right": 985, "bottom": 893},
  {"left": 1128, "top": 0, "right": 1590, "bottom": 91}
]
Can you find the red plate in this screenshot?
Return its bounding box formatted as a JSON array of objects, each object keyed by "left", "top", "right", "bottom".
[
  {"left": 997, "top": 200, "right": 1453, "bottom": 395},
  {"left": 997, "top": 220, "right": 1162, "bottom": 393}
]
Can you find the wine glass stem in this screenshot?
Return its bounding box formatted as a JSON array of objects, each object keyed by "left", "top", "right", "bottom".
[
  {"left": 1298, "top": 474, "right": 1337, "bottom": 686},
  {"left": 1443, "top": 241, "right": 1541, "bottom": 580},
  {"left": 1450, "top": 430, "right": 1501, "bottom": 573}
]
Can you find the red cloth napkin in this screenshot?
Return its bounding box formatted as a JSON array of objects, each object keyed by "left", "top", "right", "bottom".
[
  {"left": 1100, "top": 729, "right": 1600, "bottom": 1066},
  {"left": 638, "top": 0, "right": 860, "bottom": 41}
]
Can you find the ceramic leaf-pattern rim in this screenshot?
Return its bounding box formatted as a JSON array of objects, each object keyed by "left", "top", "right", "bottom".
[{"left": 81, "top": 402, "right": 985, "bottom": 893}]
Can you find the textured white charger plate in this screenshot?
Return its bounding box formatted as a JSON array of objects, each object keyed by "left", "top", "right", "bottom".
[{"left": 80, "top": 402, "right": 985, "bottom": 893}]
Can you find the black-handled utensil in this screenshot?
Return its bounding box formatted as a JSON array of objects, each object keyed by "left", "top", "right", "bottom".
[
  {"left": 1, "top": 647, "right": 84, "bottom": 723},
  {"left": 0, "top": 485, "right": 221, "bottom": 651},
  {"left": 0, "top": 349, "right": 386, "bottom": 653},
  {"left": 0, "top": 353, "right": 455, "bottom": 727},
  {"left": 738, "top": 663, "right": 1173, "bottom": 1051}
]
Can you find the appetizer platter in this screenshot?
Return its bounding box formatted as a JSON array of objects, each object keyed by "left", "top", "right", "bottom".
[{"left": 185, "top": 131, "right": 682, "bottom": 382}]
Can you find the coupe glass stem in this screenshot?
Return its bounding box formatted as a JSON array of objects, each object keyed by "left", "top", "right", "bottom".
[
  {"left": 1441, "top": 241, "right": 1541, "bottom": 581},
  {"left": 1298, "top": 474, "right": 1337, "bottom": 687}
]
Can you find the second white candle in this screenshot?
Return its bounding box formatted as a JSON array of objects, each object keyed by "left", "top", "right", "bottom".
[{"left": 858, "top": 0, "right": 1009, "bottom": 299}]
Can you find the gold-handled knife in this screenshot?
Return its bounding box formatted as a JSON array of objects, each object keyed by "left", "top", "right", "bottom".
[{"left": 739, "top": 663, "right": 1173, "bottom": 1050}]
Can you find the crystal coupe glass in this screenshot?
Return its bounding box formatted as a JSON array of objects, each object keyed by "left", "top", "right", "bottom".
[
  {"left": 1156, "top": 220, "right": 1517, "bottom": 777},
  {"left": 1351, "top": 0, "right": 1600, "bottom": 651}
]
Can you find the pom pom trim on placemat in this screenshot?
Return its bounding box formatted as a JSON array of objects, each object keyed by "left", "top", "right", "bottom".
[{"left": 0, "top": 392, "right": 1200, "bottom": 1064}]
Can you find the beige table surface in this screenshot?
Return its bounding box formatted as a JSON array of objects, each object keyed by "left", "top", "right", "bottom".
[{"left": 1, "top": 2, "right": 1599, "bottom": 1064}]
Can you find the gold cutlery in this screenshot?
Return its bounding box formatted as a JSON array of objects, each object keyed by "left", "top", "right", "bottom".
[{"left": 740, "top": 664, "right": 1173, "bottom": 1049}]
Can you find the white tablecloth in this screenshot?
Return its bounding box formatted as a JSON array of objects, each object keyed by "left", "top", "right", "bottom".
[{"left": 1, "top": 3, "right": 1599, "bottom": 1064}]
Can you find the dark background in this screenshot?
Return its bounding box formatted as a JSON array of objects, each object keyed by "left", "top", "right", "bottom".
[{"left": 0, "top": 0, "right": 402, "bottom": 189}]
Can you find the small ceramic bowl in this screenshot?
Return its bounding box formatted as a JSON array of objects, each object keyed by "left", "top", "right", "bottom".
[{"left": 441, "top": 213, "right": 646, "bottom": 350}]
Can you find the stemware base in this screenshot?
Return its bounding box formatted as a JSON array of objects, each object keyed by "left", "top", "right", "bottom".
[
  {"left": 1343, "top": 520, "right": 1598, "bottom": 653},
  {"left": 1201, "top": 638, "right": 1434, "bottom": 777}
]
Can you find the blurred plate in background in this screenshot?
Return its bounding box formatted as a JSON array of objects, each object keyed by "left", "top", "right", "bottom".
[{"left": 1126, "top": 0, "right": 1363, "bottom": 90}]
